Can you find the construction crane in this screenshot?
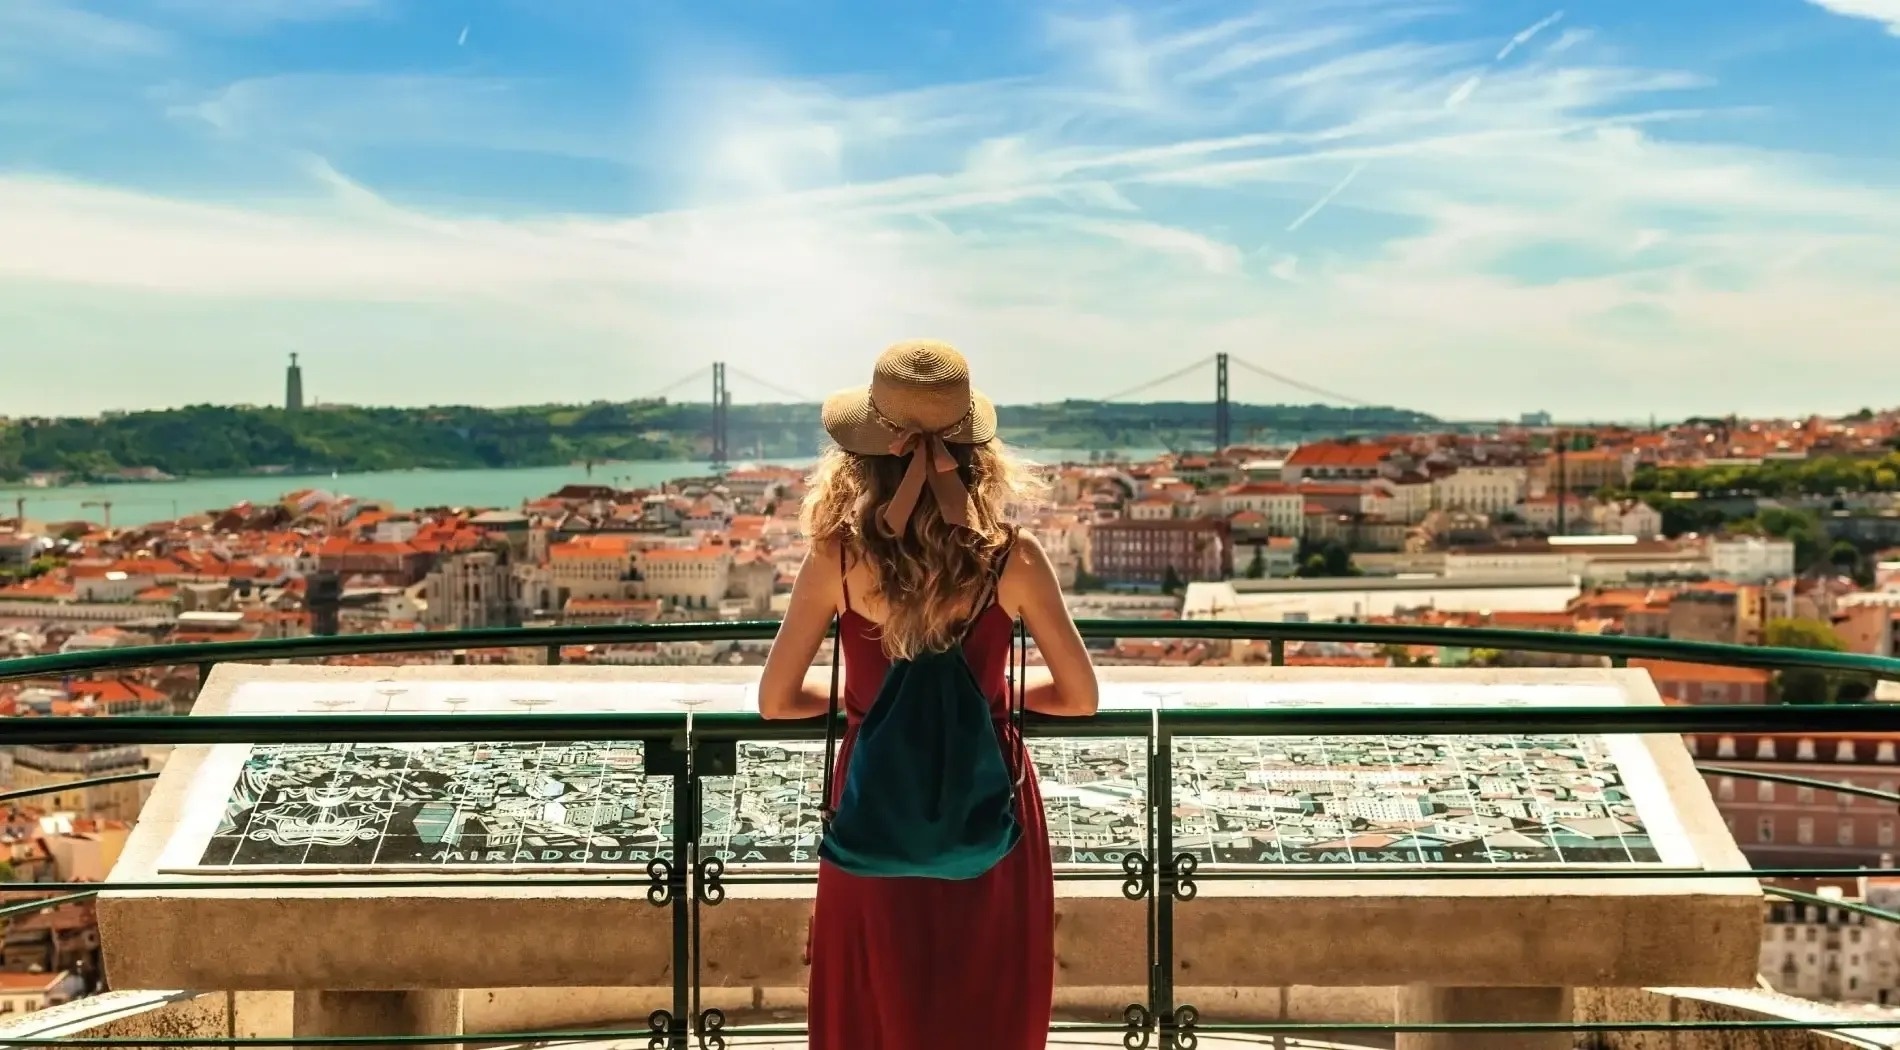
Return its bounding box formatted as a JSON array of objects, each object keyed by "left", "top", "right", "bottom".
[{"left": 81, "top": 500, "right": 113, "bottom": 532}]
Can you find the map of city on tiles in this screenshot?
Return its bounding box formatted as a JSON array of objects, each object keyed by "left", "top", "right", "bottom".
[{"left": 156, "top": 679, "right": 1699, "bottom": 874}]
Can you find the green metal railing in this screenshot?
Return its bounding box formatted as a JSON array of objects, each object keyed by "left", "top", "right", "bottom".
[{"left": 4, "top": 620, "right": 1900, "bottom": 1050}]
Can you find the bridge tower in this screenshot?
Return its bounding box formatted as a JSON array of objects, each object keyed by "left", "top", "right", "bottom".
[
  {"left": 711, "top": 362, "right": 730, "bottom": 470},
  {"left": 1214, "top": 352, "right": 1231, "bottom": 451}
]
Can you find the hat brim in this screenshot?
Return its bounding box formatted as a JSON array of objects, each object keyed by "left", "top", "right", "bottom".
[{"left": 820, "top": 387, "right": 997, "bottom": 456}]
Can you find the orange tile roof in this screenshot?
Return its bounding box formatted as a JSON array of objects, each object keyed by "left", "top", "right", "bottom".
[
  {"left": 643, "top": 546, "right": 728, "bottom": 562},
  {"left": 1285, "top": 441, "right": 1401, "bottom": 468},
  {"left": 1630, "top": 658, "right": 1773, "bottom": 686}
]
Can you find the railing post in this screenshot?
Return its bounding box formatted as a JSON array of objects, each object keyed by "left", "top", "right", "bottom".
[
  {"left": 693, "top": 736, "right": 736, "bottom": 1050},
  {"left": 546, "top": 644, "right": 563, "bottom": 666},
  {"left": 1153, "top": 711, "right": 1185, "bottom": 1049},
  {"left": 641, "top": 731, "right": 694, "bottom": 1050},
  {"left": 1269, "top": 638, "right": 1285, "bottom": 667}
]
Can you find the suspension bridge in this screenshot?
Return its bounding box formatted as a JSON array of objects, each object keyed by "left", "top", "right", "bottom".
[{"left": 466, "top": 353, "right": 1494, "bottom": 466}]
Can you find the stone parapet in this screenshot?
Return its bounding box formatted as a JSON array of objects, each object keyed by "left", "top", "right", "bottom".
[{"left": 10, "top": 985, "right": 1899, "bottom": 1049}]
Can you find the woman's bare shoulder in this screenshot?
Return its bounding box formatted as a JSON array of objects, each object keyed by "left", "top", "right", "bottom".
[
  {"left": 997, "top": 528, "right": 1055, "bottom": 586},
  {"left": 807, "top": 533, "right": 850, "bottom": 569}
]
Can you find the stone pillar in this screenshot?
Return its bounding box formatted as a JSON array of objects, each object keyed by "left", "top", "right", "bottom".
[
  {"left": 293, "top": 990, "right": 463, "bottom": 1050},
  {"left": 1395, "top": 985, "right": 1572, "bottom": 1050}
]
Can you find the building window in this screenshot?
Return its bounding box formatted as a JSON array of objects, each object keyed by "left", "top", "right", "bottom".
[
  {"left": 1759, "top": 816, "right": 1776, "bottom": 842},
  {"left": 1881, "top": 821, "right": 1894, "bottom": 847},
  {"left": 1880, "top": 742, "right": 1896, "bottom": 763},
  {"left": 1759, "top": 739, "right": 1778, "bottom": 760},
  {"left": 1840, "top": 821, "right": 1856, "bottom": 846},
  {"left": 1759, "top": 781, "right": 1777, "bottom": 802},
  {"left": 1798, "top": 817, "right": 1815, "bottom": 844},
  {"left": 1798, "top": 739, "right": 1817, "bottom": 760},
  {"left": 1838, "top": 741, "right": 1859, "bottom": 762},
  {"left": 1716, "top": 736, "right": 1736, "bottom": 758},
  {"left": 1718, "top": 777, "right": 1735, "bottom": 800},
  {"left": 1841, "top": 780, "right": 1858, "bottom": 807},
  {"left": 1798, "top": 786, "right": 1815, "bottom": 804}
]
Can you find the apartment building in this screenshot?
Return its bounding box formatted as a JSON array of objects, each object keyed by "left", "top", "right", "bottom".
[
  {"left": 1089, "top": 519, "right": 1230, "bottom": 587},
  {"left": 1762, "top": 881, "right": 1900, "bottom": 1004},
  {"left": 1687, "top": 731, "right": 1900, "bottom": 868},
  {"left": 637, "top": 545, "right": 734, "bottom": 611},
  {"left": 1432, "top": 465, "right": 1527, "bottom": 516}
]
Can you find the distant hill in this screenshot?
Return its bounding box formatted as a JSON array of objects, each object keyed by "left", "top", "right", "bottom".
[{"left": 0, "top": 398, "right": 1438, "bottom": 480}]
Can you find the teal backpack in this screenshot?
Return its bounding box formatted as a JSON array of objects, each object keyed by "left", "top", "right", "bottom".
[{"left": 817, "top": 536, "right": 1026, "bottom": 880}]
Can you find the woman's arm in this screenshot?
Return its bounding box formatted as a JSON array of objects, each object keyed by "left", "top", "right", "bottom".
[
  {"left": 757, "top": 541, "right": 843, "bottom": 720},
  {"left": 1002, "top": 532, "right": 1099, "bottom": 717}
]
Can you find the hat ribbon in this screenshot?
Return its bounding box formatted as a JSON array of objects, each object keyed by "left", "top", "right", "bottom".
[{"left": 882, "top": 429, "right": 970, "bottom": 534}]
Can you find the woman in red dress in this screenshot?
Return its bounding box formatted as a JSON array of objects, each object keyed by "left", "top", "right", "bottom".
[{"left": 759, "top": 340, "right": 1100, "bottom": 1050}]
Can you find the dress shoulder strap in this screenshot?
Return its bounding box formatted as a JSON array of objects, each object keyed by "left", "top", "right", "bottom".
[{"left": 956, "top": 527, "right": 1020, "bottom": 642}]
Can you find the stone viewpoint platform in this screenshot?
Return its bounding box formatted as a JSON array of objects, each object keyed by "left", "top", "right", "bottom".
[{"left": 97, "top": 664, "right": 1762, "bottom": 1050}]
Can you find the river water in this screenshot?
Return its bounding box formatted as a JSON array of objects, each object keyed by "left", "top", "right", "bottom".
[{"left": 2, "top": 448, "right": 1140, "bottom": 529}]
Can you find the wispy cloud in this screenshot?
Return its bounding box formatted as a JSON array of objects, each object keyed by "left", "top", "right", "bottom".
[
  {"left": 0, "top": 0, "right": 168, "bottom": 68},
  {"left": 1496, "top": 10, "right": 1564, "bottom": 60},
  {"left": 1803, "top": 0, "right": 1900, "bottom": 35},
  {"left": 1285, "top": 162, "right": 1366, "bottom": 231},
  {"left": 152, "top": 0, "right": 386, "bottom": 29}
]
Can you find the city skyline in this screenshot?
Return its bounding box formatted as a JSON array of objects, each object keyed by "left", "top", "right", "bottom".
[{"left": 3, "top": 0, "right": 1898, "bottom": 418}]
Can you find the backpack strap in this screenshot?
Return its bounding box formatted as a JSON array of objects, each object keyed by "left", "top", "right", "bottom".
[
  {"left": 1009, "top": 616, "right": 1027, "bottom": 791},
  {"left": 819, "top": 614, "right": 841, "bottom": 828},
  {"left": 820, "top": 538, "right": 847, "bottom": 829}
]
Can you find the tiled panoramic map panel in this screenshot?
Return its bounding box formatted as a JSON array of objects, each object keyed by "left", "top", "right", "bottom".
[
  {"left": 163, "top": 677, "right": 1687, "bottom": 872},
  {"left": 183, "top": 733, "right": 1661, "bottom": 870}
]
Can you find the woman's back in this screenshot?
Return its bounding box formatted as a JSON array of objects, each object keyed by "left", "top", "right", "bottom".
[
  {"left": 756, "top": 340, "right": 1097, "bottom": 1050},
  {"left": 833, "top": 537, "right": 1016, "bottom": 722}
]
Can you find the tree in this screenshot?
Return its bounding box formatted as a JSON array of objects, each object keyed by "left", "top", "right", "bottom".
[
  {"left": 1244, "top": 544, "right": 1267, "bottom": 579},
  {"left": 1161, "top": 566, "right": 1185, "bottom": 595},
  {"left": 1764, "top": 617, "right": 1847, "bottom": 653},
  {"left": 1295, "top": 539, "right": 1358, "bottom": 578},
  {"left": 1764, "top": 617, "right": 1851, "bottom": 704},
  {"left": 1829, "top": 540, "right": 1862, "bottom": 568}
]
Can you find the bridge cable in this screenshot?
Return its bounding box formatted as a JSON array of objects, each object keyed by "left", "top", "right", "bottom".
[
  {"left": 725, "top": 366, "right": 818, "bottom": 405},
  {"left": 1094, "top": 355, "right": 1218, "bottom": 403},
  {"left": 1227, "top": 356, "right": 1377, "bottom": 408},
  {"left": 633, "top": 366, "right": 713, "bottom": 403}
]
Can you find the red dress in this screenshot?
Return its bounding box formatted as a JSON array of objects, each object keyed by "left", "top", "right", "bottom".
[{"left": 807, "top": 599, "right": 1056, "bottom": 1050}]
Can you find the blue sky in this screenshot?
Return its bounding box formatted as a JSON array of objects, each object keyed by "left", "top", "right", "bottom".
[{"left": 2, "top": 0, "right": 1897, "bottom": 419}]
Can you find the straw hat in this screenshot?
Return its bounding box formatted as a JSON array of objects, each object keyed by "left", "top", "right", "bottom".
[
  {"left": 820, "top": 340, "right": 997, "bottom": 456},
  {"left": 821, "top": 340, "right": 998, "bottom": 533}
]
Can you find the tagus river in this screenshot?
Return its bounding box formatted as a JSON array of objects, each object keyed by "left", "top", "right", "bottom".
[{"left": 5, "top": 448, "right": 1136, "bottom": 529}]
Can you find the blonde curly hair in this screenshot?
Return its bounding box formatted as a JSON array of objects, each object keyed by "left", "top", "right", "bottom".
[{"left": 801, "top": 440, "right": 1045, "bottom": 659}]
